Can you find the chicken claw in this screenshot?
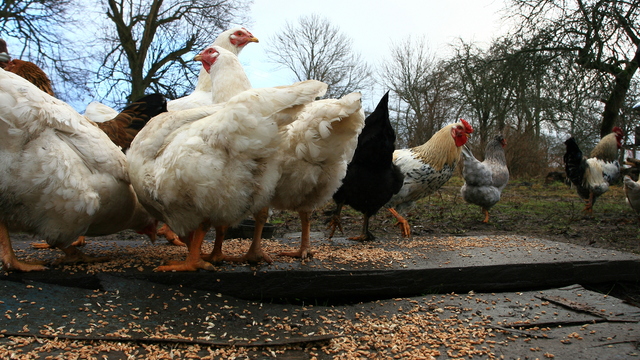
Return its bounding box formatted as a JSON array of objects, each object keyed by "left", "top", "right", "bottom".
[
  {"left": 388, "top": 208, "right": 411, "bottom": 237},
  {"left": 280, "top": 210, "right": 314, "bottom": 259},
  {"left": 348, "top": 233, "right": 375, "bottom": 242},
  {"left": 279, "top": 248, "right": 313, "bottom": 260},
  {"left": 157, "top": 224, "right": 186, "bottom": 246},
  {"left": 32, "top": 236, "right": 87, "bottom": 249},
  {"left": 156, "top": 222, "right": 214, "bottom": 272},
  {"left": 1, "top": 256, "right": 48, "bottom": 272},
  {"left": 227, "top": 249, "right": 274, "bottom": 264}
]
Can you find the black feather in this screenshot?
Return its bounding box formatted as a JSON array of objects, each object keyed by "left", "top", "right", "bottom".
[
  {"left": 328, "top": 92, "right": 404, "bottom": 239},
  {"left": 123, "top": 93, "right": 168, "bottom": 131},
  {"left": 563, "top": 137, "right": 590, "bottom": 200}
]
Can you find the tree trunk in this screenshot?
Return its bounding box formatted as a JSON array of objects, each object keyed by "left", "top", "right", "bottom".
[{"left": 600, "top": 45, "right": 640, "bottom": 137}]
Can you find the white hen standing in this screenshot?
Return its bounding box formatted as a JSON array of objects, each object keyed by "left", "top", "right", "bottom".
[
  {"left": 0, "top": 69, "right": 157, "bottom": 272},
  {"left": 127, "top": 47, "right": 327, "bottom": 272},
  {"left": 271, "top": 94, "right": 365, "bottom": 259}
]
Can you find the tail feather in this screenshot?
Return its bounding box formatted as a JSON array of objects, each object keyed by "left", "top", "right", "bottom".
[{"left": 285, "top": 92, "right": 365, "bottom": 163}]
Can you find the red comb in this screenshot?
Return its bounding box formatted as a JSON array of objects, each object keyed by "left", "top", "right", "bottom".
[
  {"left": 613, "top": 126, "right": 623, "bottom": 135},
  {"left": 460, "top": 119, "right": 474, "bottom": 133}
]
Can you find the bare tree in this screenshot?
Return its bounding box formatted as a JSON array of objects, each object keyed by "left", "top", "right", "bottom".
[
  {"left": 380, "top": 37, "right": 457, "bottom": 147},
  {"left": 97, "top": 0, "right": 251, "bottom": 106},
  {"left": 508, "top": 0, "right": 640, "bottom": 137},
  {"left": 266, "top": 14, "right": 373, "bottom": 100},
  {"left": 0, "top": 0, "right": 93, "bottom": 102}
]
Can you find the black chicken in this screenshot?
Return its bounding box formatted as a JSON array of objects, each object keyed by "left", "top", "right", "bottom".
[{"left": 327, "top": 92, "right": 404, "bottom": 241}]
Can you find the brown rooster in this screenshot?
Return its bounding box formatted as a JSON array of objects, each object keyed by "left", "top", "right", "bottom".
[
  {"left": 0, "top": 39, "right": 55, "bottom": 96},
  {"left": 386, "top": 119, "right": 474, "bottom": 237}
]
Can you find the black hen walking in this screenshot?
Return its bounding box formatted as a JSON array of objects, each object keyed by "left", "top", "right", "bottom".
[{"left": 327, "top": 92, "right": 404, "bottom": 241}]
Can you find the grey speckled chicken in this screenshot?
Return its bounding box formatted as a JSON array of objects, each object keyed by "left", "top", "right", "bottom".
[{"left": 460, "top": 135, "right": 509, "bottom": 223}]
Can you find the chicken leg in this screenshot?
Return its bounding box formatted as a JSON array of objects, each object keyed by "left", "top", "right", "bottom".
[
  {"left": 583, "top": 192, "right": 595, "bottom": 214},
  {"left": 326, "top": 202, "right": 345, "bottom": 239},
  {"left": 388, "top": 207, "right": 411, "bottom": 237},
  {"left": 0, "top": 221, "right": 47, "bottom": 272},
  {"left": 350, "top": 214, "right": 375, "bottom": 241},
  {"left": 226, "top": 208, "right": 273, "bottom": 263},
  {"left": 280, "top": 210, "right": 313, "bottom": 259},
  {"left": 156, "top": 222, "right": 215, "bottom": 272},
  {"left": 201, "top": 225, "right": 229, "bottom": 263},
  {"left": 482, "top": 208, "right": 490, "bottom": 223}
]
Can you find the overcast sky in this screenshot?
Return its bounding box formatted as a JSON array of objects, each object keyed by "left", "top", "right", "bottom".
[{"left": 236, "top": 0, "right": 510, "bottom": 109}]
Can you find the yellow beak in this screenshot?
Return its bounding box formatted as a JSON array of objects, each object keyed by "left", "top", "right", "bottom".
[{"left": 193, "top": 54, "right": 202, "bottom": 61}]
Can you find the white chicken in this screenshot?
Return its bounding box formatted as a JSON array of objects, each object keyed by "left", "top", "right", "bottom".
[
  {"left": 193, "top": 45, "right": 365, "bottom": 261},
  {"left": 270, "top": 94, "right": 365, "bottom": 259},
  {"left": 460, "top": 135, "right": 509, "bottom": 223},
  {"left": 0, "top": 69, "right": 157, "bottom": 272},
  {"left": 156, "top": 31, "right": 258, "bottom": 245},
  {"left": 127, "top": 47, "right": 327, "bottom": 271},
  {"left": 166, "top": 27, "right": 259, "bottom": 111}
]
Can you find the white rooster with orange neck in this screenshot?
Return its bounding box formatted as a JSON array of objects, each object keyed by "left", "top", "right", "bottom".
[{"left": 386, "top": 119, "right": 474, "bottom": 237}]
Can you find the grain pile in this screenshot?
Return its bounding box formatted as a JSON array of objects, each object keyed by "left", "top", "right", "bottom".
[{"left": 8, "top": 233, "right": 551, "bottom": 274}]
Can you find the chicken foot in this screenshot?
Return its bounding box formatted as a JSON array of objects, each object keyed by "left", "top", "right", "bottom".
[
  {"left": 280, "top": 210, "right": 314, "bottom": 259},
  {"left": 388, "top": 207, "right": 411, "bottom": 237},
  {"left": 349, "top": 214, "right": 375, "bottom": 241},
  {"left": 157, "top": 223, "right": 186, "bottom": 246},
  {"left": 326, "top": 202, "right": 344, "bottom": 239},
  {"left": 0, "top": 221, "right": 47, "bottom": 272},
  {"left": 156, "top": 222, "right": 215, "bottom": 272},
  {"left": 201, "top": 225, "right": 231, "bottom": 263},
  {"left": 31, "top": 236, "right": 86, "bottom": 249},
  {"left": 226, "top": 208, "right": 274, "bottom": 263}
]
